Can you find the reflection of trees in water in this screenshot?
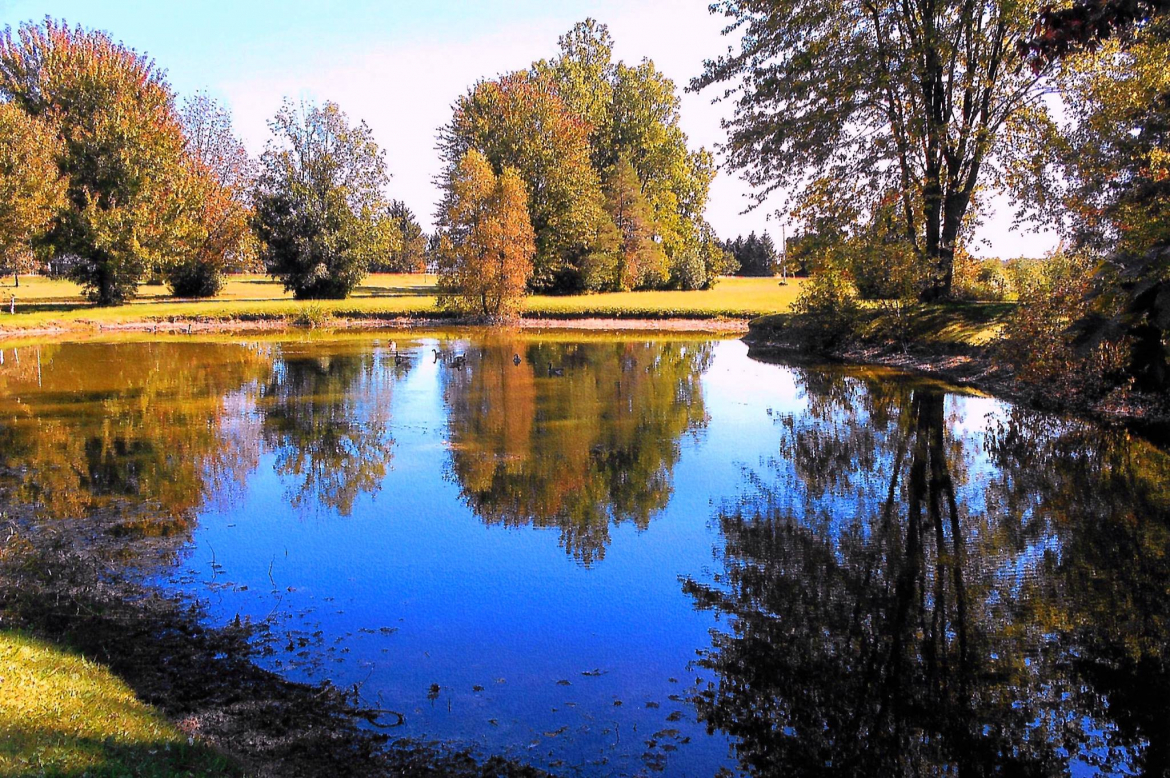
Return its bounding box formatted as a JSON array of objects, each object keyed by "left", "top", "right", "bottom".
[
  {"left": 0, "top": 340, "right": 407, "bottom": 531},
  {"left": 0, "top": 342, "right": 273, "bottom": 534},
  {"left": 686, "top": 369, "right": 1170, "bottom": 776},
  {"left": 444, "top": 337, "right": 710, "bottom": 565},
  {"left": 259, "top": 346, "right": 398, "bottom": 516}
]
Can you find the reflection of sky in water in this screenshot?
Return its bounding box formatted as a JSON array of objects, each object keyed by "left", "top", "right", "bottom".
[{"left": 173, "top": 338, "right": 793, "bottom": 776}]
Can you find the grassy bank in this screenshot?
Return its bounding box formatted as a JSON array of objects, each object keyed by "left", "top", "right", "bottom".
[
  {"left": 749, "top": 300, "right": 1016, "bottom": 352},
  {"left": 0, "top": 274, "right": 804, "bottom": 333},
  {"left": 0, "top": 631, "right": 234, "bottom": 777}
]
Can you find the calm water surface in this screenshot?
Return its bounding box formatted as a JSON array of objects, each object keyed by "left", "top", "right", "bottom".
[{"left": 1, "top": 331, "right": 1168, "bottom": 777}]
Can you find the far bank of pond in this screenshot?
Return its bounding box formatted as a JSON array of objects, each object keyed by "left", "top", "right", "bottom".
[{"left": 2, "top": 329, "right": 1170, "bottom": 776}]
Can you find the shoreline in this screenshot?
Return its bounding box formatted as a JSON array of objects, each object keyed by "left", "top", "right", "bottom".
[
  {"left": 744, "top": 324, "right": 1170, "bottom": 433},
  {"left": 0, "top": 313, "right": 750, "bottom": 342}
]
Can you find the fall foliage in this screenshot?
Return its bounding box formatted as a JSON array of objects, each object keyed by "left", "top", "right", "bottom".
[
  {"left": 437, "top": 149, "right": 535, "bottom": 317},
  {"left": 0, "top": 19, "right": 191, "bottom": 305},
  {"left": 0, "top": 103, "right": 64, "bottom": 286}
]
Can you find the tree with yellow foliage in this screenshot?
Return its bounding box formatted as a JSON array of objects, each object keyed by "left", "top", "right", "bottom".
[
  {"left": 0, "top": 103, "right": 63, "bottom": 286},
  {"left": 437, "top": 149, "right": 535, "bottom": 318}
]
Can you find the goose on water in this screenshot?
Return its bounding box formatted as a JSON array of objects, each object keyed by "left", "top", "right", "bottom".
[{"left": 547, "top": 363, "right": 565, "bottom": 377}]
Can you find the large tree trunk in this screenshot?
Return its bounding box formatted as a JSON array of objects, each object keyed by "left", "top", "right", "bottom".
[{"left": 921, "top": 187, "right": 973, "bottom": 302}]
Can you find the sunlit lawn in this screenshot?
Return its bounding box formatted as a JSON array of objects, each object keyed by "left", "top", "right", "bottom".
[
  {"left": 0, "top": 273, "right": 806, "bottom": 329},
  {"left": 0, "top": 631, "right": 235, "bottom": 777}
]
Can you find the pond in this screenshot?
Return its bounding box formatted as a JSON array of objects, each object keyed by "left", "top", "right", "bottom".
[{"left": 1, "top": 331, "right": 1168, "bottom": 776}]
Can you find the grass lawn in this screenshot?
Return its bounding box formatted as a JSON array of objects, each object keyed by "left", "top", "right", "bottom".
[
  {"left": 0, "top": 274, "right": 805, "bottom": 331},
  {"left": 0, "top": 631, "right": 235, "bottom": 777}
]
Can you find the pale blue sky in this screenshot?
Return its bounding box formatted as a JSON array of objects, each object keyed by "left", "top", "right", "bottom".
[{"left": 0, "top": 0, "right": 1053, "bottom": 256}]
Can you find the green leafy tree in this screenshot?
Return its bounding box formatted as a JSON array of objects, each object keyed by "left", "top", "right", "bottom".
[
  {"left": 375, "top": 200, "right": 427, "bottom": 273},
  {"left": 602, "top": 157, "right": 667, "bottom": 290},
  {"left": 0, "top": 102, "right": 64, "bottom": 286},
  {"left": 693, "top": 0, "right": 1051, "bottom": 301},
  {"left": 539, "top": 20, "right": 720, "bottom": 290},
  {"left": 0, "top": 19, "right": 192, "bottom": 305},
  {"left": 254, "top": 100, "right": 390, "bottom": 299},
  {"left": 1045, "top": 19, "right": 1170, "bottom": 391},
  {"left": 438, "top": 72, "right": 605, "bottom": 293}
]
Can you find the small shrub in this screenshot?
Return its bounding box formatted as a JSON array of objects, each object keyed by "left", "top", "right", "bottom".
[
  {"left": 792, "top": 267, "right": 862, "bottom": 351},
  {"left": 292, "top": 302, "right": 332, "bottom": 329},
  {"left": 167, "top": 259, "right": 225, "bottom": 298},
  {"left": 996, "top": 252, "right": 1126, "bottom": 400}
]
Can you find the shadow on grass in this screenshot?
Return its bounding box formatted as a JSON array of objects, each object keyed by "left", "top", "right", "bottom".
[{"left": 0, "top": 724, "right": 233, "bottom": 778}]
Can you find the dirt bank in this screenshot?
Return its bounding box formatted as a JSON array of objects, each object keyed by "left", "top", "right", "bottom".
[
  {"left": 745, "top": 322, "right": 1170, "bottom": 431},
  {"left": 0, "top": 314, "right": 748, "bottom": 342}
]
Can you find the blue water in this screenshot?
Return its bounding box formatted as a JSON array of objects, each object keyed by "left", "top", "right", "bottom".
[{"left": 2, "top": 331, "right": 1165, "bottom": 776}]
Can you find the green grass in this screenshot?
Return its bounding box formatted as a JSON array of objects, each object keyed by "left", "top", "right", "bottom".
[
  {"left": 0, "top": 631, "right": 236, "bottom": 777},
  {"left": 751, "top": 300, "right": 1016, "bottom": 349},
  {"left": 0, "top": 274, "right": 804, "bottom": 331}
]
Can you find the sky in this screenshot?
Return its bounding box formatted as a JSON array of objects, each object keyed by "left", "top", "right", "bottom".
[{"left": 0, "top": 0, "right": 1055, "bottom": 257}]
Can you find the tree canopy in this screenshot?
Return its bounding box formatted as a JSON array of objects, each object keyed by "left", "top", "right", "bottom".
[
  {"left": 0, "top": 102, "right": 64, "bottom": 285},
  {"left": 254, "top": 100, "right": 393, "bottom": 299},
  {"left": 0, "top": 19, "right": 193, "bottom": 305},
  {"left": 693, "top": 0, "right": 1051, "bottom": 300}
]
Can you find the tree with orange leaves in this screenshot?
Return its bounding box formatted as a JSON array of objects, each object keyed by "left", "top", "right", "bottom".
[
  {"left": 0, "top": 103, "right": 64, "bottom": 287},
  {"left": 169, "top": 92, "right": 256, "bottom": 297},
  {"left": 0, "top": 19, "right": 192, "bottom": 305},
  {"left": 437, "top": 149, "right": 535, "bottom": 318},
  {"left": 439, "top": 72, "right": 605, "bottom": 293}
]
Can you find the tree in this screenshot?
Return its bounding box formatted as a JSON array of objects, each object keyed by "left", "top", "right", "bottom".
[
  {"left": 439, "top": 72, "right": 605, "bottom": 293},
  {"left": 693, "top": 0, "right": 1051, "bottom": 301},
  {"left": 169, "top": 92, "right": 256, "bottom": 297},
  {"left": 726, "top": 232, "right": 778, "bottom": 277},
  {"left": 602, "top": 157, "right": 667, "bottom": 289},
  {"left": 254, "top": 101, "right": 390, "bottom": 299},
  {"left": 374, "top": 200, "right": 428, "bottom": 273},
  {"left": 0, "top": 19, "right": 192, "bottom": 305},
  {"left": 436, "top": 149, "right": 536, "bottom": 317},
  {"left": 1056, "top": 18, "right": 1170, "bottom": 390},
  {"left": 0, "top": 103, "right": 63, "bottom": 286},
  {"left": 539, "top": 20, "right": 721, "bottom": 290}
]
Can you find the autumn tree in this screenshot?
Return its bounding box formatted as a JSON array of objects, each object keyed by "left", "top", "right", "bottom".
[
  {"left": 693, "top": 0, "right": 1051, "bottom": 301},
  {"left": 436, "top": 149, "right": 535, "bottom": 317},
  {"left": 169, "top": 92, "right": 256, "bottom": 297},
  {"left": 0, "top": 19, "right": 192, "bottom": 305},
  {"left": 374, "top": 200, "right": 428, "bottom": 272},
  {"left": 439, "top": 72, "right": 604, "bottom": 293},
  {"left": 254, "top": 101, "right": 391, "bottom": 299},
  {"left": 0, "top": 103, "right": 64, "bottom": 286}
]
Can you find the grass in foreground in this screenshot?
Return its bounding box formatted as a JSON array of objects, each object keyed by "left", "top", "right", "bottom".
[
  {"left": 0, "top": 631, "right": 235, "bottom": 777},
  {"left": 0, "top": 274, "right": 804, "bottom": 331}
]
